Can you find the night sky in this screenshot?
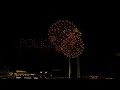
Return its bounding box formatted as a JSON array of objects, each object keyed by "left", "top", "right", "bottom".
[{"left": 1, "top": 10, "right": 120, "bottom": 76}]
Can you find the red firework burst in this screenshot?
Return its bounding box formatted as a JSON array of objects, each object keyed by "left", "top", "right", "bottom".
[
  {"left": 48, "top": 20, "right": 76, "bottom": 45},
  {"left": 60, "top": 35, "right": 84, "bottom": 58}
]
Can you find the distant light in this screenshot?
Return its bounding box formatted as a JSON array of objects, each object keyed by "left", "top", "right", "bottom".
[
  {"left": 105, "top": 78, "right": 114, "bottom": 79},
  {"left": 115, "top": 52, "right": 120, "bottom": 56},
  {"left": 34, "top": 77, "right": 38, "bottom": 79},
  {"left": 30, "top": 74, "right": 35, "bottom": 76},
  {"left": 24, "top": 77, "right": 32, "bottom": 79},
  {"left": 16, "top": 77, "right": 21, "bottom": 79},
  {"left": 45, "top": 71, "right": 47, "bottom": 74},
  {"left": 16, "top": 70, "right": 26, "bottom": 73},
  {"left": 40, "top": 71, "right": 42, "bottom": 73},
  {"left": 0, "top": 78, "right": 7, "bottom": 79}
]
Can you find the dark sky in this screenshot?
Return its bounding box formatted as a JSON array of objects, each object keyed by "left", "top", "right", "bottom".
[{"left": 1, "top": 10, "right": 120, "bottom": 75}]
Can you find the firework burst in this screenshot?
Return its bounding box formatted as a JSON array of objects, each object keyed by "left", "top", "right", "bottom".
[{"left": 48, "top": 20, "right": 84, "bottom": 58}]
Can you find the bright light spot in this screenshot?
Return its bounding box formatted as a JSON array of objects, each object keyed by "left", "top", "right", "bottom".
[
  {"left": 24, "top": 77, "right": 32, "bottom": 79},
  {"left": 45, "top": 71, "right": 47, "bottom": 74},
  {"left": 34, "top": 77, "right": 38, "bottom": 79},
  {"left": 16, "top": 77, "right": 21, "bottom": 79}
]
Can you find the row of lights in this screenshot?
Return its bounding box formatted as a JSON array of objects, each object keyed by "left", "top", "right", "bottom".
[
  {"left": 16, "top": 38, "right": 54, "bottom": 49},
  {"left": 40, "top": 71, "right": 48, "bottom": 74}
]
